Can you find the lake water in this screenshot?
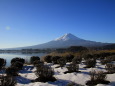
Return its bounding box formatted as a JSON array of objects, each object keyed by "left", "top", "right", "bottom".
[{"left": 0, "top": 53, "right": 47, "bottom": 66}]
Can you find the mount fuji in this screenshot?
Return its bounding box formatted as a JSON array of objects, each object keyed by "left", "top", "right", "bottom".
[
  {"left": 3, "top": 33, "right": 112, "bottom": 50},
  {"left": 15, "top": 33, "right": 110, "bottom": 49}
]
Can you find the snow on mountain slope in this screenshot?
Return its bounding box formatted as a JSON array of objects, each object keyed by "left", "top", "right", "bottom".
[{"left": 54, "top": 33, "right": 82, "bottom": 41}]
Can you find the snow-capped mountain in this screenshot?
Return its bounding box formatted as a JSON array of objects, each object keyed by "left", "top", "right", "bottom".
[
  {"left": 17, "top": 33, "right": 110, "bottom": 49},
  {"left": 3, "top": 33, "right": 111, "bottom": 50}
]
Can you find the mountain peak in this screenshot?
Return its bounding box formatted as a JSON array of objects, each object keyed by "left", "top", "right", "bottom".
[
  {"left": 64, "top": 33, "right": 73, "bottom": 36},
  {"left": 54, "top": 33, "right": 81, "bottom": 41}
]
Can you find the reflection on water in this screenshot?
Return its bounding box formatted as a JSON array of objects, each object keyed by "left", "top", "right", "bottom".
[{"left": 0, "top": 53, "right": 47, "bottom": 66}]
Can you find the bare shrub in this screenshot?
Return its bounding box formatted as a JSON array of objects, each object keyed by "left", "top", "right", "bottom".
[
  {"left": 84, "top": 59, "right": 96, "bottom": 68},
  {"left": 90, "top": 70, "right": 107, "bottom": 81},
  {"left": 86, "top": 70, "right": 110, "bottom": 85},
  {"left": 105, "top": 63, "right": 115, "bottom": 73},
  {"left": 95, "top": 71, "right": 107, "bottom": 81},
  {"left": 90, "top": 70, "right": 96, "bottom": 81},
  {"left": 35, "top": 65, "right": 56, "bottom": 82},
  {"left": 64, "top": 63, "right": 79, "bottom": 74}
]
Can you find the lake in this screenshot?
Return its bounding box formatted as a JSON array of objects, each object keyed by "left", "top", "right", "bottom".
[{"left": 0, "top": 53, "right": 47, "bottom": 66}]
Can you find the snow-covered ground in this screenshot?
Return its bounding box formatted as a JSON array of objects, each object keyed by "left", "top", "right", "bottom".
[{"left": 15, "top": 60, "right": 115, "bottom": 86}]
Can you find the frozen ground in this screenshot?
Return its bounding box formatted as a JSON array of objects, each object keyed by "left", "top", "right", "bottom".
[{"left": 15, "top": 60, "right": 115, "bottom": 86}]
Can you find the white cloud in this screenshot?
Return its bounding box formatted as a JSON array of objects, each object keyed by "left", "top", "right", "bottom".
[{"left": 5, "top": 26, "right": 11, "bottom": 30}]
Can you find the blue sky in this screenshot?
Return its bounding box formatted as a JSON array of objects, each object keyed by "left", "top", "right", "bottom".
[{"left": 0, "top": 0, "right": 115, "bottom": 48}]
